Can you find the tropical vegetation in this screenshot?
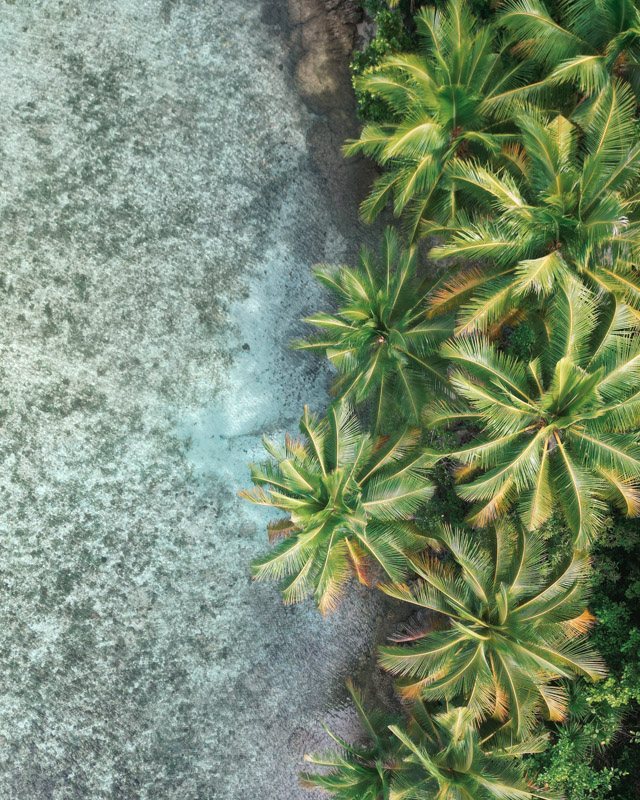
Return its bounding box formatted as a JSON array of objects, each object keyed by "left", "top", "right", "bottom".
[
  {"left": 343, "top": 0, "right": 530, "bottom": 240},
  {"left": 422, "top": 290, "right": 640, "bottom": 545},
  {"left": 302, "top": 684, "right": 557, "bottom": 800},
  {"left": 241, "top": 403, "right": 433, "bottom": 613},
  {"left": 529, "top": 512, "right": 640, "bottom": 798},
  {"left": 498, "top": 0, "right": 640, "bottom": 107},
  {"left": 294, "top": 227, "right": 453, "bottom": 429},
  {"left": 427, "top": 85, "right": 640, "bottom": 332},
  {"left": 350, "top": 0, "right": 415, "bottom": 122},
  {"left": 241, "top": 0, "right": 640, "bottom": 797},
  {"left": 379, "top": 520, "right": 606, "bottom": 735}
]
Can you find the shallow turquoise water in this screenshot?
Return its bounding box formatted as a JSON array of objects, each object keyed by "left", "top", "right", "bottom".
[{"left": 0, "top": 1, "right": 386, "bottom": 797}]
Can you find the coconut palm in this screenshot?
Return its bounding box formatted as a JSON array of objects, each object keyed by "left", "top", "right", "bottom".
[
  {"left": 302, "top": 686, "right": 556, "bottom": 800},
  {"left": 498, "top": 0, "right": 640, "bottom": 110},
  {"left": 387, "top": 706, "right": 556, "bottom": 800},
  {"left": 300, "top": 680, "right": 402, "bottom": 799},
  {"left": 240, "top": 403, "right": 434, "bottom": 614},
  {"left": 343, "top": 0, "right": 530, "bottom": 240},
  {"left": 428, "top": 85, "right": 640, "bottom": 334},
  {"left": 423, "top": 285, "right": 640, "bottom": 545},
  {"left": 378, "top": 519, "right": 607, "bottom": 738},
  {"left": 294, "top": 228, "right": 453, "bottom": 430}
]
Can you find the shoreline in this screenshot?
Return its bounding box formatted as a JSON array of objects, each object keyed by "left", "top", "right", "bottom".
[
  {"left": 0, "top": 2, "right": 394, "bottom": 797},
  {"left": 280, "top": 0, "right": 412, "bottom": 717},
  {"left": 285, "top": 0, "right": 379, "bottom": 242}
]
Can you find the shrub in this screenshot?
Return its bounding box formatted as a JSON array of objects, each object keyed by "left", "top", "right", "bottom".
[{"left": 350, "top": 0, "right": 415, "bottom": 122}]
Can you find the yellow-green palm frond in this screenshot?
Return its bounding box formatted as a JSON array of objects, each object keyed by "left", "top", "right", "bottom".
[
  {"left": 498, "top": 0, "right": 640, "bottom": 102},
  {"left": 426, "top": 322, "right": 640, "bottom": 541},
  {"left": 379, "top": 521, "right": 605, "bottom": 736},
  {"left": 295, "top": 227, "right": 453, "bottom": 430},
  {"left": 241, "top": 402, "right": 433, "bottom": 613},
  {"left": 345, "top": 0, "right": 530, "bottom": 238}
]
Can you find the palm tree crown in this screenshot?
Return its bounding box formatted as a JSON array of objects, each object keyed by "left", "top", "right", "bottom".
[
  {"left": 423, "top": 287, "right": 640, "bottom": 545},
  {"left": 499, "top": 0, "right": 640, "bottom": 104},
  {"left": 294, "top": 228, "right": 453, "bottom": 430},
  {"left": 343, "top": 0, "right": 528, "bottom": 240},
  {"left": 428, "top": 86, "right": 640, "bottom": 334},
  {"left": 379, "top": 520, "right": 606, "bottom": 738},
  {"left": 300, "top": 680, "right": 401, "bottom": 800},
  {"left": 303, "top": 684, "right": 556, "bottom": 800},
  {"left": 240, "top": 403, "right": 434, "bottom": 614}
]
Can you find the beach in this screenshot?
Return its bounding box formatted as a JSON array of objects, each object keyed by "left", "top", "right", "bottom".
[{"left": 0, "top": 1, "right": 386, "bottom": 796}]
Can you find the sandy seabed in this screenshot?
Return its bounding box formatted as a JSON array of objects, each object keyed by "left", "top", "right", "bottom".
[{"left": 0, "top": 1, "right": 388, "bottom": 797}]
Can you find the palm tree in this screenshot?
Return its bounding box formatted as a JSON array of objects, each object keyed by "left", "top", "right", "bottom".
[
  {"left": 378, "top": 520, "right": 607, "bottom": 738},
  {"left": 294, "top": 228, "right": 453, "bottom": 430},
  {"left": 343, "top": 0, "right": 530, "bottom": 240},
  {"left": 428, "top": 86, "right": 640, "bottom": 334},
  {"left": 302, "top": 685, "right": 556, "bottom": 799},
  {"left": 498, "top": 0, "right": 640, "bottom": 110},
  {"left": 387, "top": 706, "right": 556, "bottom": 800},
  {"left": 240, "top": 403, "right": 434, "bottom": 614},
  {"left": 300, "top": 680, "right": 401, "bottom": 799},
  {"left": 423, "top": 286, "right": 640, "bottom": 545}
]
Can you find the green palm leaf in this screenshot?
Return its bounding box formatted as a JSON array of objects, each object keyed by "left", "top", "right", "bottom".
[
  {"left": 378, "top": 520, "right": 605, "bottom": 735},
  {"left": 344, "top": 0, "right": 529, "bottom": 238},
  {"left": 426, "top": 326, "right": 640, "bottom": 540},
  {"left": 241, "top": 402, "right": 433, "bottom": 613},
  {"left": 295, "top": 227, "right": 453, "bottom": 430},
  {"left": 429, "top": 87, "right": 640, "bottom": 329},
  {"left": 498, "top": 0, "right": 640, "bottom": 102},
  {"left": 303, "top": 689, "right": 557, "bottom": 799}
]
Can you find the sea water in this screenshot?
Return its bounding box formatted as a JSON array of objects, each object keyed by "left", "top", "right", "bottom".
[{"left": 0, "top": 1, "right": 386, "bottom": 797}]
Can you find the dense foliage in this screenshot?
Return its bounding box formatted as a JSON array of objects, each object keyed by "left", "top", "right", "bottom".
[
  {"left": 423, "top": 290, "right": 640, "bottom": 545},
  {"left": 302, "top": 684, "right": 556, "bottom": 800},
  {"left": 351, "top": 0, "right": 415, "bottom": 122},
  {"left": 498, "top": 0, "right": 640, "bottom": 106},
  {"left": 344, "top": 0, "right": 530, "bottom": 239},
  {"left": 241, "top": 0, "right": 640, "bottom": 797},
  {"left": 428, "top": 87, "right": 640, "bottom": 331},
  {"left": 521, "top": 512, "right": 640, "bottom": 799}
]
